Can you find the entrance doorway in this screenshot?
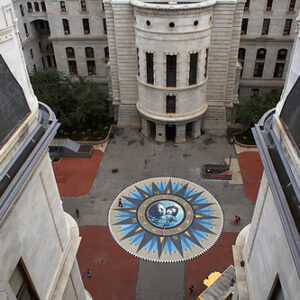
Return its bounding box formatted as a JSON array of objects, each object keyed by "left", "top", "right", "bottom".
[
  {"left": 166, "top": 124, "right": 176, "bottom": 141},
  {"left": 149, "top": 121, "right": 156, "bottom": 138}
]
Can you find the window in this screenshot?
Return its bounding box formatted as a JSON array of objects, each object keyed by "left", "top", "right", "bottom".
[
  {"left": 66, "top": 47, "right": 75, "bottom": 58},
  {"left": 20, "top": 5, "right": 24, "bottom": 16},
  {"left": 85, "top": 47, "right": 94, "bottom": 58},
  {"left": 38, "top": 42, "right": 42, "bottom": 52},
  {"left": 103, "top": 18, "right": 107, "bottom": 34},
  {"left": 34, "top": 2, "right": 40, "bottom": 12},
  {"left": 283, "top": 19, "right": 292, "bottom": 35},
  {"left": 42, "top": 57, "right": 45, "bottom": 69},
  {"left": 146, "top": 52, "right": 154, "bottom": 84},
  {"left": 105, "top": 47, "right": 109, "bottom": 61},
  {"left": 62, "top": 19, "right": 70, "bottom": 34},
  {"left": 273, "top": 63, "right": 285, "bottom": 78},
  {"left": 33, "top": 64, "right": 37, "bottom": 72},
  {"left": 256, "top": 48, "right": 266, "bottom": 59},
  {"left": 189, "top": 53, "right": 198, "bottom": 85},
  {"left": 136, "top": 48, "right": 140, "bottom": 76},
  {"left": 253, "top": 62, "right": 264, "bottom": 77},
  {"left": 238, "top": 48, "right": 246, "bottom": 77},
  {"left": 277, "top": 49, "right": 287, "bottom": 60},
  {"left": 102, "top": 2, "right": 105, "bottom": 11},
  {"left": 251, "top": 89, "right": 259, "bottom": 97},
  {"left": 166, "top": 95, "right": 176, "bottom": 113},
  {"left": 68, "top": 61, "right": 78, "bottom": 75},
  {"left": 87, "top": 61, "right": 96, "bottom": 75},
  {"left": 266, "top": 0, "right": 273, "bottom": 11},
  {"left": 204, "top": 48, "right": 209, "bottom": 78},
  {"left": 41, "top": 2, "right": 46, "bottom": 12},
  {"left": 244, "top": 0, "right": 250, "bottom": 11},
  {"left": 9, "top": 259, "right": 39, "bottom": 300},
  {"left": 241, "top": 18, "right": 248, "bottom": 35},
  {"left": 47, "top": 55, "right": 52, "bottom": 67},
  {"left": 166, "top": 55, "right": 176, "bottom": 87},
  {"left": 60, "top": 1, "right": 66, "bottom": 12},
  {"left": 30, "top": 49, "right": 34, "bottom": 59},
  {"left": 262, "top": 19, "right": 270, "bottom": 35},
  {"left": 27, "top": 2, "right": 33, "bottom": 13},
  {"left": 24, "top": 23, "right": 29, "bottom": 37},
  {"left": 81, "top": 0, "right": 87, "bottom": 12},
  {"left": 53, "top": 55, "right": 57, "bottom": 68},
  {"left": 289, "top": 0, "right": 296, "bottom": 11},
  {"left": 83, "top": 18, "right": 90, "bottom": 34}
]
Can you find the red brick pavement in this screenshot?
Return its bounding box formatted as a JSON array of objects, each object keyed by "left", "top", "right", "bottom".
[
  {"left": 238, "top": 151, "right": 264, "bottom": 203},
  {"left": 77, "top": 226, "right": 139, "bottom": 300},
  {"left": 52, "top": 150, "right": 102, "bottom": 197},
  {"left": 185, "top": 232, "right": 239, "bottom": 298}
]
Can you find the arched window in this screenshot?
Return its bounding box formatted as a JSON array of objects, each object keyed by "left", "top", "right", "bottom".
[
  {"left": 277, "top": 49, "right": 287, "bottom": 60},
  {"left": 41, "top": 2, "right": 46, "bottom": 12},
  {"left": 27, "top": 2, "right": 33, "bottom": 12},
  {"left": 20, "top": 5, "right": 25, "bottom": 16},
  {"left": 256, "top": 48, "right": 266, "bottom": 60},
  {"left": 66, "top": 47, "right": 75, "bottom": 58},
  {"left": 85, "top": 47, "right": 94, "bottom": 58},
  {"left": 34, "top": 2, "right": 40, "bottom": 12}
]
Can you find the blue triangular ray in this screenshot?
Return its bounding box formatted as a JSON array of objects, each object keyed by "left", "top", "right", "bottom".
[
  {"left": 130, "top": 232, "right": 144, "bottom": 245},
  {"left": 119, "top": 223, "right": 138, "bottom": 234}
]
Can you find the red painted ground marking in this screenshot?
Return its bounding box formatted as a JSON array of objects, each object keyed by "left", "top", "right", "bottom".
[
  {"left": 52, "top": 150, "right": 102, "bottom": 197},
  {"left": 238, "top": 151, "right": 264, "bottom": 203},
  {"left": 186, "top": 232, "right": 238, "bottom": 298},
  {"left": 77, "top": 226, "right": 139, "bottom": 300}
]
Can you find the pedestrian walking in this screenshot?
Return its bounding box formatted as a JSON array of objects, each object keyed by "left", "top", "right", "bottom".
[
  {"left": 234, "top": 215, "right": 241, "bottom": 224},
  {"left": 189, "top": 284, "right": 194, "bottom": 294},
  {"left": 118, "top": 198, "right": 123, "bottom": 207},
  {"left": 76, "top": 208, "right": 80, "bottom": 218}
]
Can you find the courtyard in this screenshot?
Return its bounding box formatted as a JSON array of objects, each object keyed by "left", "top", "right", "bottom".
[{"left": 56, "top": 128, "right": 262, "bottom": 300}]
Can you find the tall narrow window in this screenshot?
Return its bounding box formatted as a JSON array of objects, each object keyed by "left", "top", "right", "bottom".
[
  {"left": 146, "top": 52, "right": 154, "bottom": 84},
  {"left": 9, "top": 260, "right": 39, "bottom": 300},
  {"left": 60, "top": 1, "right": 66, "bottom": 12},
  {"left": 256, "top": 48, "right": 266, "bottom": 59},
  {"left": 34, "top": 2, "right": 40, "bottom": 12},
  {"left": 102, "top": 2, "right": 105, "bottom": 11},
  {"left": 244, "top": 0, "right": 250, "bottom": 11},
  {"left": 47, "top": 55, "right": 52, "bottom": 67},
  {"left": 68, "top": 61, "right": 78, "bottom": 75},
  {"left": 103, "top": 18, "right": 107, "bottom": 34},
  {"left": 66, "top": 47, "right": 75, "bottom": 58},
  {"left": 238, "top": 48, "right": 246, "bottom": 77},
  {"left": 166, "top": 55, "right": 176, "bottom": 87},
  {"left": 277, "top": 49, "right": 287, "bottom": 60},
  {"left": 33, "top": 64, "right": 37, "bottom": 72},
  {"left": 273, "top": 63, "right": 284, "bottom": 78},
  {"left": 39, "top": 42, "right": 42, "bottom": 52},
  {"left": 166, "top": 95, "right": 176, "bottom": 113},
  {"left": 253, "top": 49, "right": 266, "bottom": 77},
  {"left": 289, "top": 0, "right": 296, "bottom": 11},
  {"left": 24, "top": 23, "right": 29, "bottom": 37},
  {"left": 283, "top": 19, "right": 292, "bottom": 35},
  {"left": 104, "top": 47, "right": 109, "bottom": 61},
  {"left": 53, "top": 55, "right": 57, "bottom": 68},
  {"left": 87, "top": 61, "right": 96, "bottom": 75},
  {"left": 266, "top": 0, "right": 273, "bottom": 11},
  {"left": 85, "top": 47, "right": 94, "bottom": 58},
  {"left": 30, "top": 49, "right": 34, "bottom": 58},
  {"left": 83, "top": 18, "right": 90, "bottom": 34},
  {"left": 81, "top": 0, "right": 87, "bottom": 12},
  {"left": 204, "top": 48, "right": 209, "bottom": 78},
  {"left": 262, "top": 19, "right": 270, "bottom": 35},
  {"left": 189, "top": 53, "right": 198, "bottom": 85},
  {"left": 251, "top": 89, "right": 259, "bottom": 97},
  {"left": 42, "top": 57, "right": 45, "bottom": 69},
  {"left": 41, "top": 2, "right": 46, "bottom": 12},
  {"left": 20, "top": 5, "right": 25, "bottom": 16},
  {"left": 136, "top": 48, "right": 140, "bottom": 76},
  {"left": 241, "top": 18, "right": 248, "bottom": 35},
  {"left": 63, "top": 19, "right": 70, "bottom": 34},
  {"left": 27, "top": 2, "right": 33, "bottom": 13}
]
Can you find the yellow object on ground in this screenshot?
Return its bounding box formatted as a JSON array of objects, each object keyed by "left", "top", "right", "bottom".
[{"left": 203, "top": 271, "right": 222, "bottom": 287}]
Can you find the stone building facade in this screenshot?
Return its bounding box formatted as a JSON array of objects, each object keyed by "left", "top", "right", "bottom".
[
  {"left": 12, "top": 0, "right": 109, "bottom": 85},
  {"left": 104, "top": 0, "right": 245, "bottom": 143},
  {"left": 233, "top": 14, "right": 300, "bottom": 299},
  {"left": 0, "top": 1, "right": 91, "bottom": 299},
  {"left": 238, "top": 0, "right": 300, "bottom": 100}
]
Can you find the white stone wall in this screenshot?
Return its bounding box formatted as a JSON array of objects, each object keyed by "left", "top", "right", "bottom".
[{"left": 243, "top": 172, "right": 300, "bottom": 300}]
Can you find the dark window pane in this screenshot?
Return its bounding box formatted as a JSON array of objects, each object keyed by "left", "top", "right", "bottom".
[
  {"left": 85, "top": 47, "right": 94, "bottom": 58},
  {"left": 256, "top": 48, "right": 266, "bottom": 59},
  {"left": 238, "top": 48, "right": 246, "bottom": 60},
  {"left": 146, "top": 52, "right": 154, "bottom": 84},
  {"left": 166, "top": 55, "right": 176, "bottom": 87},
  {"left": 283, "top": 19, "right": 292, "bottom": 35},
  {"left": 68, "top": 60, "right": 78, "bottom": 75},
  {"left": 105, "top": 47, "right": 109, "bottom": 61},
  {"left": 189, "top": 53, "right": 198, "bottom": 85},
  {"left": 34, "top": 2, "right": 40, "bottom": 12},
  {"left": 253, "top": 62, "right": 264, "bottom": 77},
  {"left": 204, "top": 48, "right": 209, "bottom": 78},
  {"left": 251, "top": 89, "right": 259, "bottom": 97},
  {"left": 41, "top": 2, "right": 46, "bottom": 12},
  {"left": 66, "top": 47, "right": 75, "bottom": 58},
  {"left": 266, "top": 0, "right": 273, "bottom": 11},
  {"left": 27, "top": 2, "right": 32, "bottom": 12},
  {"left": 277, "top": 49, "right": 287, "bottom": 60},
  {"left": 244, "top": 0, "right": 250, "bottom": 11},
  {"left": 241, "top": 18, "right": 248, "bottom": 35},
  {"left": 103, "top": 18, "right": 107, "bottom": 34},
  {"left": 87, "top": 60, "right": 96, "bottom": 75},
  {"left": 62, "top": 19, "right": 70, "bottom": 34},
  {"left": 60, "top": 1, "right": 66, "bottom": 12},
  {"left": 289, "top": 0, "right": 296, "bottom": 11},
  {"left": 166, "top": 95, "right": 176, "bottom": 113},
  {"left": 81, "top": 0, "right": 87, "bottom": 12},
  {"left": 20, "top": 5, "right": 24, "bottom": 16},
  {"left": 273, "top": 63, "right": 285, "bottom": 78},
  {"left": 83, "top": 18, "right": 90, "bottom": 34},
  {"left": 262, "top": 19, "right": 270, "bottom": 35}
]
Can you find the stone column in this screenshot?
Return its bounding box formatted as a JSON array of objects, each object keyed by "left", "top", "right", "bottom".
[
  {"left": 175, "top": 124, "right": 186, "bottom": 143},
  {"left": 141, "top": 118, "right": 150, "bottom": 138},
  {"left": 192, "top": 119, "right": 201, "bottom": 138},
  {"left": 155, "top": 124, "right": 166, "bottom": 143}
]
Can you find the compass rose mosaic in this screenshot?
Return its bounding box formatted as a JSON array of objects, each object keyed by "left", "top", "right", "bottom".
[{"left": 108, "top": 177, "right": 223, "bottom": 263}]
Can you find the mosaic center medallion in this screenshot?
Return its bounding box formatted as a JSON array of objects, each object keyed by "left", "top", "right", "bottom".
[{"left": 108, "top": 177, "right": 223, "bottom": 263}]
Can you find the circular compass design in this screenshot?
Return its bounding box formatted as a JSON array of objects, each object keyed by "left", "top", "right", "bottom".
[{"left": 108, "top": 177, "right": 223, "bottom": 263}]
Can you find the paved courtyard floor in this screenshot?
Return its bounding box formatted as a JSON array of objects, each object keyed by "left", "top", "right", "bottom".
[{"left": 59, "top": 128, "right": 260, "bottom": 300}]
